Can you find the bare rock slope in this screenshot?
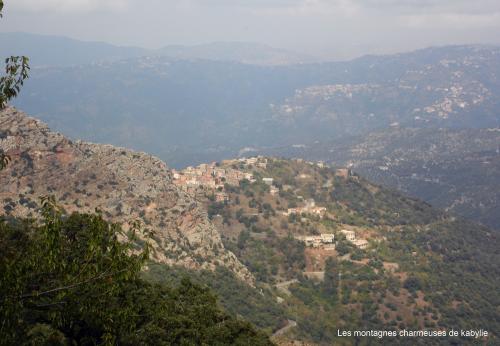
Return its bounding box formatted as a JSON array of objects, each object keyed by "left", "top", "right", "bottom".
[{"left": 0, "top": 107, "right": 253, "bottom": 284}]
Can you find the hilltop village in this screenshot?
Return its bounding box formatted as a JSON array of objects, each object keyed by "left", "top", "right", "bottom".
[
  {"left": 170, "top": 156, "right": 476, "bottom": 342},
  {"left": 172, "top": 157, "right": 371, "bottom": 253},
  {"left": 169, "top": 155, "right": 458, "bottom": 339}
]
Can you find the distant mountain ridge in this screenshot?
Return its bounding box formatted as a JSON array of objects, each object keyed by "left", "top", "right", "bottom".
[
  {"left": 0, "top": 32, "right": 147, "bottom": 66},
  {"left": 12, "top": 43, "right": 500, "bottom": 167},
  {"left": 157, "top": 41, "right": 315, "bottom": 65},
  {"left": 0, "top": 32, "right": 312, "bottom": 66},
  {"left": 7, "top": 38, "right": 500, "bottom": 231}
]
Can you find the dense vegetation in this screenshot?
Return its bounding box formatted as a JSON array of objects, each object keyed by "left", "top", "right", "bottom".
[
  {"left": 144, "top": 264, "right": 288, "bottom": 335},
  {"left": 0, "top": 199, "right": 272, "bottom": 345},
  {"left": 196, "top": 158, "right": 499, "bottom": 345}
]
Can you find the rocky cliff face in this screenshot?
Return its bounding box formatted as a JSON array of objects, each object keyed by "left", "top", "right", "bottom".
[{"left": 0, "top": 107, "right": 254, "bottom": 284}]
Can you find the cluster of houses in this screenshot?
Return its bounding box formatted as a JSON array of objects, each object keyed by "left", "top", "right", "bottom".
[
  {"left": 296, "top": 230, "right": 369, "bottom": 251},
  {"left": 293, "top": 158, "right": 327, "bottom": 168},
  {"left": 340, "top": 229, "right": 369, "bottom": 249},
  {"left": 283, "top": 198, "right": 327, "bottom": 218},
  {"left": 295, "top": 233, "right": 335, "bottom": 249},
  {"left": 172, "top": 157, "right": 271, "bottom": 201},
  {"left": 220, "top": 156, "right": 268, "bottom": 169},
  {"left": 172, "top": 163, "right": 253, "bottom": 190}
]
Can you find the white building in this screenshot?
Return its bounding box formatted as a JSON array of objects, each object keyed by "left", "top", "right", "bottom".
[
  {"left": 320, "top": 234, "right": 335, "bottom": 243},
  {"left": 303, "top": 236, "right": 322, "bottom": 248},
  {"left": 263, "top": 177, "right": 274, "bottom": 185},
  {"left": 297, "top": 234, "right": 335, "bottom": 248},
  {"left": 341, "top": 229, "right": 356, "bottom": 241},
  {"left": 270, "top": 186, "right": 280, "bottom": 195},
  {"left": 353, "top": 239, "right": 369, "bottom": 249}
]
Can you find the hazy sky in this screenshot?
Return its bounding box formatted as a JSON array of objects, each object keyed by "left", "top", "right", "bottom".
[{"left": 2, "top": 0, "right": 500, "bottom": 60}]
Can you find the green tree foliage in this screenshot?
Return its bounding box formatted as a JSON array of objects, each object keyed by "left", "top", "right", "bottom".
[
  {"left": 335, "top": 239, "right": 352, "bottom": 256},
  {"left": 0, "top": 151, "right": 9, "bottom": 170},
  {"left": 145, "top": 264, "right": 287, "bottom": 335},
  {"left": 0, "top": 1, "right": 30, "bottom": 170},
  {"left": 278, "top": 236, "right": 306, "bottom": 272},
  {"left": 403, "top": 276, "right": 422, "bottom": 293},
  {"left": 0, "top": 55, "right": 30, "bottom": 108},
  {"left": 0, "top": 1, "right": 30, "bottom": 109},
  {"left": 0, "top": 199, "right": 272, "bottom": 345},
  {"left": 207, "top": 201, "right": 231, "bottom": 224},
  {"left": 322, "top": 258, "right": 338, "bottom": 301}
]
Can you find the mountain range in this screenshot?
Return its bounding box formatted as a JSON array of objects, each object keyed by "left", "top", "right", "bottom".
[
  {"left": 0, "top": 32, "right": 312, "bottom": 67},
  {"left": 5, "top": 34, "right": 500, "bottom": 229},
  {"left": 9, "top": 41, "right": 500, "bottom": 168}
]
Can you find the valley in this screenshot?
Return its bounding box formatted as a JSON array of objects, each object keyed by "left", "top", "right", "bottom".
[
  {"left": 2, "top": 1, "right": 500, "bottom": 344},
  {"left": 1, "top": 108, "right": 499, "bottom": 344}
]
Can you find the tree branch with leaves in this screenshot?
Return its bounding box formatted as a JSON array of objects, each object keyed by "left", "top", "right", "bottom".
[
  {"left": 0, "top": 56, "right": 30, "bottom": 108},
  {"left": 0, "top": 0, "right": 29, "bottom": 109},
  {"left": 0, "top": 0, "right": 30, "bottom": 171}
]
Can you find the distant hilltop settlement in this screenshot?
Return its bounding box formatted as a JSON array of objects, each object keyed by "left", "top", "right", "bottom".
[
  {"left": 295, "top": 230, "right": 368, "bottom": 250},
  {"left": 172, "top": 156, "right": 369, "bottom": 250},
  {"left": 171, "top": 157, "right": 263, "bottom": 201}
]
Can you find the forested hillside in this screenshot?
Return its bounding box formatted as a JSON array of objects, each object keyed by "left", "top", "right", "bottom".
[
  {"left": 2, "top": 1, "right": 499, "bottom": 345},
  {"left": 0, "top": 204, "right": 272, "bottom": 345},
  {"left": 166, "top": 157, "right": 499, "bottom": 344},
  {"left": 263, "top": 128, "right": 500, "bottom": 230}
]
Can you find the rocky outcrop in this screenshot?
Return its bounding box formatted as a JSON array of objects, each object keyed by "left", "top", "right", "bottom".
[{"left": 0, "top": 107, "right": 254, "bottom": 285}]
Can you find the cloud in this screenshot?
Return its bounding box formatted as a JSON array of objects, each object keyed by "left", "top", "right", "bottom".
[
  {"left": 398, "top": 12, "right": 500, "bottom": 29},
  {"left": 200, "top": 0, "right": 359, "bottom": 17},
  {"left": 9, "top": 0, "right": 500, "bottom": 17},
  {"left": 184, "top": 0, "right": 500, "bottom": 19},
  {"left": 351, "top": 0, "right": 500, "bottom": 15},
  {"left": 9, "top": 0, "right": 130, "bottom": 13},
  {"left": 186, "top": 0, "right": 305, "bottom": 8}
]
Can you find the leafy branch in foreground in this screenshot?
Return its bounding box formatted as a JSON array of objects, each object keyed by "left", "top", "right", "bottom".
[
  {"left": 0, "top": 197, "right": 150, "bottom": 344},
  {"left": 0, "top": 56, "right": 30, "bottom": 109},
  {"left": 0, "top": 198, "right": 272, "bottom": 345},
  {"left": 1, "top": 1, "right": 30, "bottom": 109},
  {"left": 0, "top": 0, "right": 30, "bottom": 170}
]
